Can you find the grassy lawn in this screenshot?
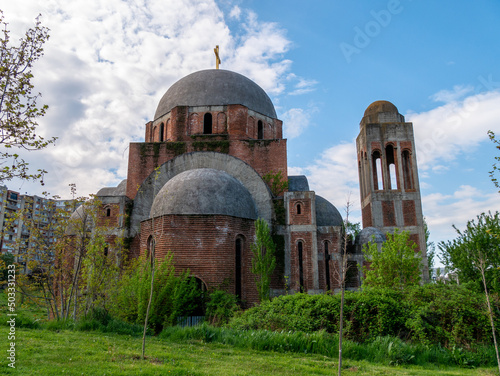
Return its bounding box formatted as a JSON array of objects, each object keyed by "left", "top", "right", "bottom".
[{"left": 0, "top": 327, "right": 498, "bottom": 376}]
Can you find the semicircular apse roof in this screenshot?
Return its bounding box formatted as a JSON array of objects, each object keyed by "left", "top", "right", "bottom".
[{"left": 150, "top": 168, "right": 257, "bottom": 219}]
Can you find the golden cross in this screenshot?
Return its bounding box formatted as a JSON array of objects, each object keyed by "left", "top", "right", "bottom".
[{"left": 214, "top": 45, "right": 221, "bottom": 69}]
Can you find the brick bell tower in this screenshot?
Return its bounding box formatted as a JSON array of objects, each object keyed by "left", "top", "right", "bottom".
[{"left": 356, "top": 100, "right": 428, "bottom": 277}]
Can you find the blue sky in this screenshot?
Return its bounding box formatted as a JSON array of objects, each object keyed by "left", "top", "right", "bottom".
[{"left": 3, "top": 0, "right": 500, "bottom": 256}]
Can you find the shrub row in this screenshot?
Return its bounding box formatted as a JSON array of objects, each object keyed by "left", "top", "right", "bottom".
[{"left": 229, "top": 284, "right": 499, "bottom": 347}]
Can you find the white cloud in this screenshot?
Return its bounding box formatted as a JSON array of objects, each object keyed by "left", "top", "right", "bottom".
[
  {"left": 1, "top": 0, "right": 301, "bottom": 197},
  {"left": 431, "top": 85, "right": 474, "bottom": 103},
  {"left": 285, "top": 73, "right": 318, "bottom": 96},
  {"left": 282, "top": 108, "right": 311, "bottom": 139},
  {"left": 407, "top": 89, "right": 500, "bottom": 171},
  {"left": 289, "top": 142, "right": 361, "bottom": 223},
  {"left": 422, "top": 185, "right": 499, "bottom": 246},
  {"left": 229, "top": 6, "right": 241, "bottom": 20}
]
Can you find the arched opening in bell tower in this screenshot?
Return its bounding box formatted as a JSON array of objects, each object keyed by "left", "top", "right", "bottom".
[
  {"left": 372, "top": 150, "right": 383, "bottom": 190},
  {"left": 402, "top": 149, "right": 414, "bottom": 190},
  {"left": 385, "top": 144, "right": 398, "bottom": 190}
]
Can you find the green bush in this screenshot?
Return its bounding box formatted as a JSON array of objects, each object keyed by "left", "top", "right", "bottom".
[
  {"left": 205, "top": 290, "right": 240, "bottom": 326},
  {"left": 107, "top": 253, "right": 202, "bottom": 333},
  {"left": 404, "top": 283, "right": 493, "bottom": 347}
]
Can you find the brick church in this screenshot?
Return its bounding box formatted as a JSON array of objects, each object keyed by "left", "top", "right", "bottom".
[{"left": 83, "top": 69, "right": 427, "bottom": 306}]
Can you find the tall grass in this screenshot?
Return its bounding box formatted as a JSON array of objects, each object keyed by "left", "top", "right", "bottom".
[{"left": 159, "top": 323, "right": 498, "bottom": 368}]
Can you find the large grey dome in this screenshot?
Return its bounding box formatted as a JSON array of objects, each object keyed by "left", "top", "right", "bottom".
[
  {"left": 315, "top": 195, "right": 343, "bottom": 226},
  {"left": 154, "top": 69, "right": 277, "bottom": 120},
  {"left": 150, "top": 168, "right": 257, "bottom": 219}
]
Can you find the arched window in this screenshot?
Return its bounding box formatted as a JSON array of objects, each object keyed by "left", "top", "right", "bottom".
[
  {"left": 204, "top": 113, "right": 212, "bottom": 134},
  {"left": 402, "top": 150, "right": 414, "bottom": 190},
  {"left": 106, "top": 208, "right": 111, "bottom": 217},
  {"left": 372, "top": 150, "right": 382, "bottom": 190},
  {"left": 257, "top": 120, "right": 263, "bottom": 139},
  {"left": 324, "top": 241, "right": 331, "bottom": 291},
  {"left": 385, "top": 144, "right": 398, "bottom": 190},
  {"left": 166, "top": 119, "right": 171, "bottom": 140},
  {"left": 104, "top": 247, "right": 109, "bottom": 257},
  {"left": 363, "top": 151, "right": 369, "bottom": 197},
  {"left": 296, "top": 203, "right": 302, "bottom": 215},
  {"left": 235, "top": 237, "right": 243, "bottom": 298},
  {"left": 159, "top": 123, "right": 164, "bottom": 142},
  {"left": 298, "top": 241, "right": 304, "bottom": 292}
]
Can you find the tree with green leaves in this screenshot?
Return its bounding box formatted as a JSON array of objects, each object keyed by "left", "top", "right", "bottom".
[
  {"left": 362, "top": 229, "right": 422, "bottom": 290},
  {"left": 0, "top": 11, "right": 55, "bottom": 183},
  {"left": 0, "top": 251, "right": 15, "bottom": 287},
  {"left": 439, "top": 211, "right": 500, "bottom": 293},
  {"left": 251, "top": 218, "right": 276, "bottom": 302},
  {"left": 439, "top": 211, "right": 500, "bottom": 373}
]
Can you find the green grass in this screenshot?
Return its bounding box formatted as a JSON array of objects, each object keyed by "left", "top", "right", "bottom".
[{"left": 0, "top": 326, "right": 498, "bottom": 376}]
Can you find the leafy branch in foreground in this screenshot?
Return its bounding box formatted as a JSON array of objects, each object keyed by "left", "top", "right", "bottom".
[{"left": 0, "top": 10, "right": 56, "bottom": 183}]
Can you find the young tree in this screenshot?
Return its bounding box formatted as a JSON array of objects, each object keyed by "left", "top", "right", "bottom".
[
  {"left": 338, "top": 200, "right": 353, "bottom": 376},
  {"left": 424, "top": 217, "right": 436, "bottom": 281},
  {"left": 439, "top": 211, "right": 500, "bottom": 293},
  {"left": 9, "top": 194, "right": 75, "bottom": 320},
  {"left": 251, "top": 218, "right": 276, "bottom": 302},
  {"left": 0, "top": 11, "right": 56, "bottom": 183},
  {"left": 362, "top": 229, "right": 422, "bottom": 290}
]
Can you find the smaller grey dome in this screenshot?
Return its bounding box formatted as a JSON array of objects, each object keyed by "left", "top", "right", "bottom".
[
  {"left": 96, "top": 179, "right": 127, "bottom": 197},
  {"left": 355, "top": 227, "right": 386, "bottom": 247},
  {"left": 288, "top": 175, "right": 310, "bottom": 192},
  {"left": 66, "top": 203, "right": 93, "bottom": 235},
  {"left": 363, "top": 100, "right": 399, "bottom": 117},
  {"left": 315, "top": 196, "right": 343, "bottom": 226},
  {"left": 360, "top": 100, "right": 405, "bottom": 127},
  {"left": 150, "top": 168, "right": 257, "bottom": 219}
]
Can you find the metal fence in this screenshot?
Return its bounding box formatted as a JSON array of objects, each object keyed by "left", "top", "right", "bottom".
[{"left": 177, "top": 316, "right": 205, "bottom": 327}]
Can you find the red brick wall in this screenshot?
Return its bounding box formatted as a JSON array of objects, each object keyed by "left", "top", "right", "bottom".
[
  {"left": 400, "top": 141, "right": 412, "bottom": 150},
  {"left": 362, "top": 203, "right": 373, "bottom": 228},
  {"left": 140, "top": 215, "right": 259, "bottom": 306},
  {"left": 97, "top": 204, "right": 121, "bottom": 227},
  {"left": 230, "top": 139, "right": 287, "bottom": 179},
  {"left": 288, "top": 198, "right": 312, "bottom": 225},
  {"left": 382, "top": 201, "right": 396, "bottom": 227},
  {"left": 126, "top": 139, "right": 287, "bottom": 199},
  {"left": 403, "top": 200, "right": 417, "bottom": 226}
]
